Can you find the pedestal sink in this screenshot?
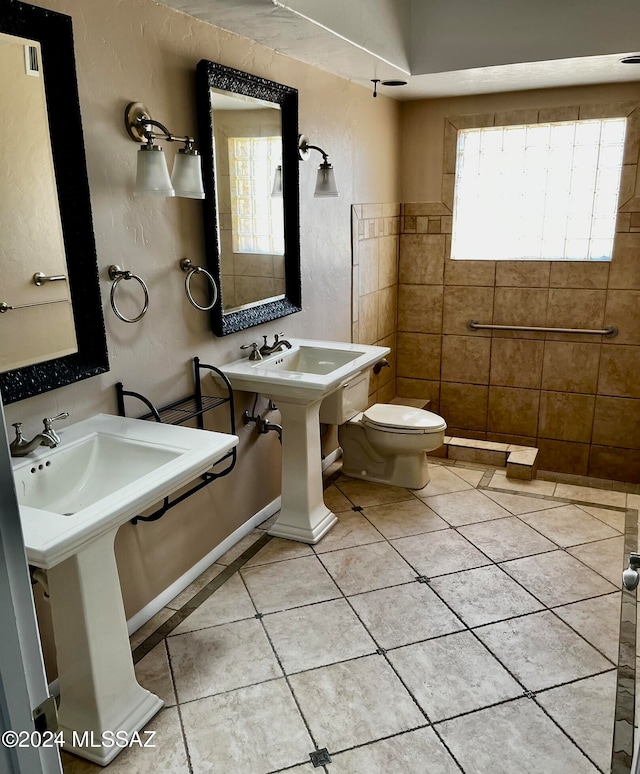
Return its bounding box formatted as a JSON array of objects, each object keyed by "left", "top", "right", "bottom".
[
  {"left": 12, "top": 414, "right": 238, "bottom": 764},
  {"left": 219, "top": 339, "right": 389, "bottom": 543}
]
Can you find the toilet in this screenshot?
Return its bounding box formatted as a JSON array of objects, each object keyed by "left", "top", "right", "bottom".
[
  {"left": 338, "top": 403, "right": 447, "bottom": 489},
  {"left": 318, "top": 369, "right": 447, "bottom": 489}
]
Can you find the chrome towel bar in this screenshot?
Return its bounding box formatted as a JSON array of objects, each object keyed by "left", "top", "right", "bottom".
[{"left": 467, "top": 320, "right": 618, "bottom": 337}]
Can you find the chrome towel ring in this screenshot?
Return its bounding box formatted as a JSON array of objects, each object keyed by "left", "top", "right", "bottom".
[
  {"left": 180, "top": 258, "right": 218, "bottom": 311},
  {"left": 107, "top": 265, "right": 149, "bottom": 323}
]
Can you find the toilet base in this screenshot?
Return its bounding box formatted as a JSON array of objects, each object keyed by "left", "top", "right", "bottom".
[{"left": 341, "top": 452, "right": 431, "bottom": 489}]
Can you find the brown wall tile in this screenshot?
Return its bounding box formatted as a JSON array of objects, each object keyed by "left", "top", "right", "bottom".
[
  {"left": 358, "top": 292, "right": 378, "bottom": 345},
  {"left": 604, "top": 290, "right": 640, "bottom": 345},
  {"left": 493, "top": 287, "right": 548, "bottom": 328},
  {"left": 396, "top": 332, "right": 442, "bottom": 380},
  {"left": 441, "top": 335, "right": 491, "bottom": 385},
  {"left": 490, "top": 338, "right": 544, "bottom": 389},
  {"left": 440, "top": 382, "right": 488, "bottom": 431},
  {"left": 495, "top": 262, "right": 550, "bottom": 287},
  {"left": 397, "top": 285, "right": 443, "bottom": 333},
  {"left": 545, "top": 289, "right": 606, "bottom": 330},
  {"left": 541, "top": 341, "right": 601, "bottom": 394},
  {"left": 443, "top": 285, "right": 494, "bottom": 336},
  {"left": 444, "top": 259, "right": 496, "bottom": 287},
  {"left": 399, "top": 234, "right": 446, "bottom": 285},
  {"left": 537, "top": 439, "right": 590, "bottom": 476},
  {"left": 593, "top": 396, "right": 640, "bottom": 449},
  {"left": 378, "top": 236, "right": 399, "bottom": 288},
  {"left": 588, "top": 445, "right": 640, "bottom": 484},
  {"left": 609, "top": 233, "right": 640, "bottom": 289},
  {"left": 549, "top": 262, "right": 609, "bottom": 289},
  {"left": 378, "top": 286, "right": 397, "bottom": 340},
  {"left": 358, "top": 238, "right": 379, "bottom": 296},
  {"left": 539, "top": 391, "right": 595, "bottom": 443},
  {"left": 598, "top": 345, "right": 640, "bottom": 399},
  {"left": 396, "top": 378, "right": 440, "bottom": 412},
  {"left": 487, "top": 386, "right": 539, "bottom": 437}
]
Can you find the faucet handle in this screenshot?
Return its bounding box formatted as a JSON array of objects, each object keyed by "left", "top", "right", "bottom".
[
  {"left": 240, "top": 342, "right": 263, "bottom": 361},
  {"left": 43, "top": 412, "right": 69, "bottom": 431}
]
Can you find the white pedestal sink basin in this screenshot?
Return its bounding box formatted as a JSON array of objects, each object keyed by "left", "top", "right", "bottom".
[
  {"left": 219, "top": 339, "right": 389, "bottom": 543},
  {"left": 12, "top": 414, "right": 238, "bottom": 764}
]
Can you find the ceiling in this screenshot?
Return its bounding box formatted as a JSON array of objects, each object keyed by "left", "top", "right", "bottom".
[{"left": 159, "top": 0, "right": 640, "bottom": 100}]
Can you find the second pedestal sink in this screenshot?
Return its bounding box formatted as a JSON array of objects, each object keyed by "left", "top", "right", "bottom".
[
  {"left": 219, "top": 338, "right": 390, "bottom": 543},
  {"left": 12, "top": 413, "right": 238, "bottom": 764}
]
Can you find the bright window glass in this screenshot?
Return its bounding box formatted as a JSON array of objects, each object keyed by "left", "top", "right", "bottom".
[
  {"left": 451, "top": 118, "right": 626, "bottom": 261},
  {"left": 228, "top": 136, "right": 284, "bottom": 255}
]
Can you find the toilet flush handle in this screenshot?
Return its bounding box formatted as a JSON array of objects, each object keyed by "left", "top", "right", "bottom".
[{"left": 373, "top": 358, "right": 390, "bottom": 375}]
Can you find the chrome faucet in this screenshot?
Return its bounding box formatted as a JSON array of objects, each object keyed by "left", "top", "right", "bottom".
[
  {"left": 10, "top": 412, "right": 69, "bottom": 457},
  {"left": 259, "top": 333, "right": 292, "bottom": 356}
]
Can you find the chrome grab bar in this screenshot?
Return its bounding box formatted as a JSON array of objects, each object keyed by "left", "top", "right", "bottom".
[{"left": 467, "top": 320, "right": 618, "bottom": 337}]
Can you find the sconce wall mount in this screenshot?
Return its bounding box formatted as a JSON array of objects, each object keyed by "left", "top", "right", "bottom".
[{"left": 298, "top": 134, "right": 339, "bottom": 198}]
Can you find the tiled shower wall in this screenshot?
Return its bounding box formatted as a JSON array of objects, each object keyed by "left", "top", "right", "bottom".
[
  {"left": 351, "top": 204, "right": 400, "bottom": 405},
  {"left": 395, "top": 103, "right": 640, "bottom": 483}
]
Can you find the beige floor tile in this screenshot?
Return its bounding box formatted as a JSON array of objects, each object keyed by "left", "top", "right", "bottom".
[
  {"left": 180, "top": 679, "right": 313, "bottom": 774},
  {"left": 458, "top": 516, "right": 556, "bottom": 562},
  {"left": 438, "top": 699, "right": 601, "bottom": 774},
  {"left": 263, "top": 599, "right": 376, "bottom": 674},
  {"left": 392, "top": 529, "right": 491, "bottom": 577},
  {"left": 61, "top": 707, "right": 189, "bottom": 774},
  {"left": 413, "top": 465, "right": 473, "bottom": 497},
  {"left": 537, "top": 671, "right": 616, "bottom": 772},
  {"left": 628, "top": 493, "right": 640, "bottom": 511},
  {"left": 554, "top": 593, "right": 621, "bottom": 663},
  {"left": 319, "top": 541, "right": 416, "bottom": 595},
  {"left": 422, "top": 489, "right": 512, "bottom": 526},
  {"left": 216, "top": 531, "right": 264, "bottom": 565},
  {"left": 323, "top": 484, "right": 353, "bottom": 513},
  {"left": 244, "top": 537, "right": 314, "bottom": 567},
  {"left": 362, "top": 498, "right": 448, "bottom": 539},
  {"left": 450, "top": 466, "right": 485, "bottom": 487},
  {"left": 166, "top": 563, "right": 226, "bottom": 611},
  {"left": 335, "top": 476, "right": 414, "bottom": 507},
  {"left": 482, "top": 489, "right": 563, "bottom": 515},
  {"left": 578, "top": 504, "right": 626, "bottom": 533},
  {"left": 168, "top": 618, "right": 281, "bottom": 702},
  {"left": 475, "top": 611, "right": 612, "bottom": 692},
  {"left": 329, "top": 727, "right": 460, "bottom": 774},
  {"left": 135, "top": 642, "right": 176, "bottom": 707},
  {"left": 312, "top": 510, "right": 384, "bottom": 553},
  {"left": 430, "top": 566, "right": 544, "bottom": 627},
  {"left": 488, "top": 470, "right": 557, "bottom": 496},
  {"left": 289, "top": 655, "right": 424, "bottom": 751},
  {"left": 256, "top": 511, "right": 280, "bottom": 531},
  {"left": 130, "top": 608, "right": 174, "bottom": 650},
  {"left": 568, "top": 536, "right": 625, "bottom": 586},
  {"left": 500, "top": 550, "right": 617, "bottom": 607},
  {"left": 170, "top": 574, "right": 256, "bottom": 635},
  {"left": 348, "top": 582, "right": 464, "bottom": 649},
  {"left": 554, "top": 483, "right": 627, "bottom": 508},
  {"left": 519, "top": 504, "right": 619, "bottom": 547},
  {"left": 241, "top": 555, "right": 340, "bottom": 613},
  {"left": 388, "top": 631, "right": 522, "bottom": 721}
]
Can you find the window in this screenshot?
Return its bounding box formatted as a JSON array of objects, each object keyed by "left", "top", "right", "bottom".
[
  {"left": 228, "top": 136, "right": 284, "bottom": 255},
  {"left": 451, "top": 117, "right": 626, "bottom": 261}
]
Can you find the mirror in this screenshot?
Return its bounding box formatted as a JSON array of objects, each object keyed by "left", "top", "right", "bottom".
[
  {"left": 196, "top": 60, "right": 301, "bottom": 336},
  {"left": 0, "top": 1, "right": 108, "bottom": 404}
]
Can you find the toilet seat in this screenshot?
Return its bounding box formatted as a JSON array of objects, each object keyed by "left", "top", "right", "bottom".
[{"left": 361, "top": 404, "right": 447, "bottom": 435}]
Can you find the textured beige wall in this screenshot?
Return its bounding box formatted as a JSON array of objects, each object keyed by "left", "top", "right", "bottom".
[
  {"left": 398, "top": 84, "right": 640, "bottom": 482},
  {"left": 5, "top": 0, "right": 401, "bottom": 673}
]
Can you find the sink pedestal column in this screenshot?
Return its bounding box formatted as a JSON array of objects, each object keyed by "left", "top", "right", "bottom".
[
  {"left": 47, "top": 528, "right": 163, "bottom": 765},
  {"left": 267, "top": 397, "right": 337, "bottom": 544}
]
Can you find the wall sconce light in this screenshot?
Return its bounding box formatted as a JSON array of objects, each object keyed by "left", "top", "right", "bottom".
[
  {"left": 298, "top": 134, "right": 339, "bottom": 197},
  {"left": 124, "top": 102, "right": 205, "bottom": 199}
]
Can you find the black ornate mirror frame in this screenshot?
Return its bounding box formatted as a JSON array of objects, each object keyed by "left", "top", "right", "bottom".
[
  {"left": 0, "top": 1, "right": 108, "bottom": 405},
  {"left": 196, "top": 60, "right": 302, "bottom": 336}
]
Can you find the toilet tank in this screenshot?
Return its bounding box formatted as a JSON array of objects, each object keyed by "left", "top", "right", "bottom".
[{"left": 319, "top": 371, "right": 369, "bottom": 425}]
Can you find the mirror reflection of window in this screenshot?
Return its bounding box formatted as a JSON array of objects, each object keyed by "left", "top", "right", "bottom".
[{"left": 228, "top": 136, "right": 284, "bottom": 255}]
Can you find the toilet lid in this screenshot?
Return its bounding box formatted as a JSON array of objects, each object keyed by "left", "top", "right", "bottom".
[{"left": 362, "top": 404, "right": 447, "bottom": 434}]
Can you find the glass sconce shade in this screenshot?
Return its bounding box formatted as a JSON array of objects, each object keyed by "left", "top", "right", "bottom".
[
  {"left": 134, "top": 145, "right": 175, "bottom": 197},
  {"left": 314, "top": 161, "right": 339, "bottom": 197},
  {"left": 271, "top": 165, "right": 283, "bottom": 197},
  {"left": 172, "top": 149, "right": 205, "bottom": 199}
]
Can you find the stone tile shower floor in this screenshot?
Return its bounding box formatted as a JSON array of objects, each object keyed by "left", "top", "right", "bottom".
[{"left": 60, "top": 461, "right": 635, "bottom": 774}]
